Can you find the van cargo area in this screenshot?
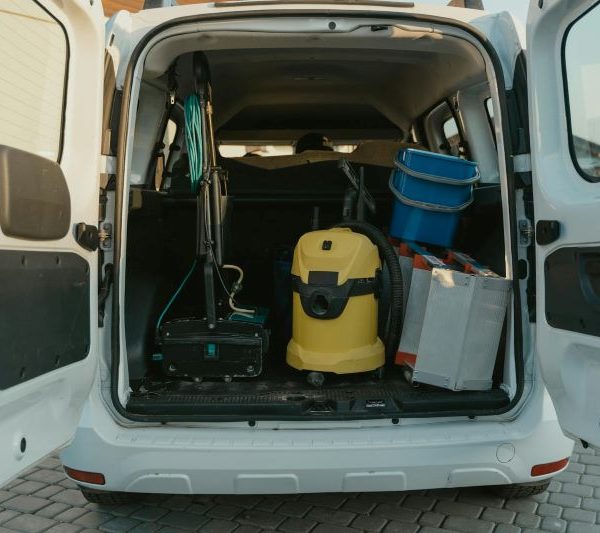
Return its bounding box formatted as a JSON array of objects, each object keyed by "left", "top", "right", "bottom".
[{"left": 116, "top": 21, "right": 516, "bottom": 420}]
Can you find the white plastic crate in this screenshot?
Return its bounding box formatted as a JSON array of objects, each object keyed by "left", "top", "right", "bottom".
[{"left": 397, "top": 246, "right": 511, "bottom": 391}]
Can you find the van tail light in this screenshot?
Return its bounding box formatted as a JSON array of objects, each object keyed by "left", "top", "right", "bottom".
[
  {"left": 64, "top": 466, "right": 106, "bottom": 485},
  {"left": 531, "top": 458, "right": 569, "bottom": 477}
]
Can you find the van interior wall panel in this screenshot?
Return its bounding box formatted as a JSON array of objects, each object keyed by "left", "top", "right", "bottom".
[
  {"left": 0, "top": 250, "right": 90, "bottom": 389},
  {"left": 0, "top": 145, "right": 71, "bottom": 240}
]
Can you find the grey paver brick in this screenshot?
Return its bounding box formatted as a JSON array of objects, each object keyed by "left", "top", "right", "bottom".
[
  {"left": 566, "top": 523, "right": 600, "bottom": 533},
  {"left": 197, "top": 518, "right": 238, "bottom": 533},
  {"left": 442, "top": 516, "right": 494, "bottom": 533},
  {"left": 541, "top": 517, "right": 567, "bottom": 532},
  {"left": 493, "top": 524, "right": 521, "bottom": 533},
  {"left": 26, "top": 470, "right": 67, "bottom": 484},
  {"left": 40, "top": 458, "right": 63, "bottom": 470},
  {"left": 54, "top": 507, "right": 89, "bottom": 523},
  {"left": 557, "top": 472, "right": 582, "bottom": 484},
  {"left": 312, "top": 525, "right": 359, "bottom": 533},
  {"left": 251, "top": 496, "right": 283, "bottom": 513},
  {"left": 37, "top": 503, "right": 72, "bottom": 519},
  {"left": 416, "top": 528, "right": 447, "bottom": 533},
  {"left": 400, "top": 495, "right": 436, "bottom": 511},
  {"left": 162, "top": 496, "right": 192, "bottom": 512},
  {"left": 341, "top": 498, "right": 376, "bottom": 515},
  {"left": 581, "top": 497, "right": 600, "bottom": 512},
  {"left": 351, "top": 514, "right": 387, "bottom": 531},
  {"left": 130, "top": 507, "right": 169, "bottom": 522},
  {"left": 236, "top": 509, "right": 286, "bottom": 530},
  {"left": 585, "top": 465, "right": 600, "bottom": 476},
  {"left": 158, "top": 511, "right": 209, "bottom": 531},
  {"left": 549, "top": 492, "right": 583, "bottom": 509},
  {"left": 426, "top": 489, "right": 460, "bottom": 501},
  {"left": 278, "top": 517, "right": 318, "bottom": 533},
  {"left": 434, "top": 499, "right": 483, "bottom": 518},
  {"left": 504, "top": 498, "right": 538, "bottom": 514},
  {"left": 12, "top": 480, "right": 48, "bottom": 495},
  {"left": 45, "top": 524, "right": 83, "bottom": 533},
  {"left": 300, "top": 493, "right": 348, "bottom": 509},
  {"left": 568, "top": 463, "right": 586, "bottom": 474},
  {"left": 457, "top": 491, "right": 505, "bottom": 509},
  {"left": 214, "top": 495, "right": 261, "bottom": 510},
  {"left": 99, "top": 516, "right": 142, "bottom": 532},
  {"left": 480, "top": 506, "right": 516, "bottom": 524},
  {"left": 580, "top": 475, "right": 600, "bottom": 488},
  {"left": 3, "top": 494, "right": 51, "bottom": 513},
  {"left": 549, "top": 481, "right": 564, "bottom": 493},
  {"left": 305, "top": 506, "right": 356, "bottom": 526},
  {"left": 277, "top": 501, "right": 313, "bottom": 518},
  {"left": 0, "top": 491, "right": 14, "bottom": 504},
  {"left": 59, "top": 479, "right": 80, "bottom": 490},
  {"left": 184, "top": 503, "right": 212, "bottom": 516},
  {"left": 4, "top": 513, "right": 57, "bottom": 532},
  {"left": 514, "top": 511, "right": 541, "bottom": 528},
  {"left": 74, "top": 512, "right": 114, "bottom": 528},
  {"left": 538, "top": 503, "right": 563, "bottom": 518},
  {"left": 382, "top": 521, "right": 420, "bottom": 533},
  {"left": 562, "top": 483, "right": 595, "bottom": 498},
  {"left": 231, "top": 526, "right": 261, "bottom": 533},
  {"left": 561, "top": 507, "right": 596, "bottom": 524},
  {"left": 106, "top": 504, "right": 144, "bottom": 518},
  {"left": 205, "top": 505, "right": 242, "bottom": 520},
  {"left": 51, "top": 490, "right": 89, "bottom": 507},
  {"left": 35, "top": 485, "right": 66, "bottom": 499},
  {"left": 371, "top": 503, "right": 420, "bottom": 523},
  {"left": 418, "top": 511, "right": 445, "bottom": 527},
  {"left": 579, "top": 455, "right": 600, "bottom": 466},
  {"left": 127, "top": 523, "right": 161, "bottom": 533},
  {"left": 0, "top": 510, "right": 19, "bottom": 525}
]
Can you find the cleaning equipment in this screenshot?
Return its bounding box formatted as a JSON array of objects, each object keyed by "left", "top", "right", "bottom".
[
  {"left": 397, "top": 243, "right": 510, "bottom": 391},
  {"left": 156, "top": 53, "right": 267, "bottom": 380},
  {"left": 286, "top": 228, "right": 385, "bottom": 375},
  {"left": 389, "top": 148, "right": 480, "bottom": 247}
]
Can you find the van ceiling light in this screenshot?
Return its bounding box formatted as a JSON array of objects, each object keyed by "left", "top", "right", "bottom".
[
  {"left": 530, "top": 458, "right": 569, "bottom": 477},
  {"left": 64, "top": 466, "right": 106, "bottom": 485}
]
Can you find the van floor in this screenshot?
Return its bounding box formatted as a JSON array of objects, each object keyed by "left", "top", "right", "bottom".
[{"left": 126, "top": 364, "right": 510, "bottom": 418}]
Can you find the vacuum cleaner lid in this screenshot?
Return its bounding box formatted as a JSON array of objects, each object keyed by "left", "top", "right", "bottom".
[{"left": 291, "top": 228, "right": 380, "bottom": 284}]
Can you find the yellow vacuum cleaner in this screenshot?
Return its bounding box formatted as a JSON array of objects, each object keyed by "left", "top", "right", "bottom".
[{"left": 286, "top": 228, "right": 385, "bottom": 375}]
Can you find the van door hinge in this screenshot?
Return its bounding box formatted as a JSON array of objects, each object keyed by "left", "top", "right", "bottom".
[
  {"left": 98, "top": 222, "right": 113, "bottom": 250},
  {"left": 512, "top": 153, "right": 532, "bottom": 173},
  {"left": 101, "top": 155, "right": 117, "bottom": 175},
  {"left": 518, "top": 219, "right": 534, "bottom": 247}
]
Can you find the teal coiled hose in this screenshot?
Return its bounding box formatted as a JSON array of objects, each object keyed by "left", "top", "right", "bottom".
[
  {"left": 184, "top": 93, "right": 203, "bottom": 194},
  {"left": 155, "top": 94, "right": 204, "bottom": 335}
]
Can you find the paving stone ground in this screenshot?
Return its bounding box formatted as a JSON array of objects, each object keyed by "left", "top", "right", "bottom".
[{"left": 1, "top": 443, "right": 598, "bottom": 533}]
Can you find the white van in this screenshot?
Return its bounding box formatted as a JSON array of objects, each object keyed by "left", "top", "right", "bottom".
[{"left": 1, "top": 0, "right": 599, "bottom": 504}]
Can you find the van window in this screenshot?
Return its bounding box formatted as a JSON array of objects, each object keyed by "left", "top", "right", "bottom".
[
  {"left": 0, "top": 1, "right": 67, "bottom": 161},
  {"left": 443, "top": 117, "right": 461, "bottom": 157},
  {"left": 564, "top": 2, "right": 600, "bottom": 180}
]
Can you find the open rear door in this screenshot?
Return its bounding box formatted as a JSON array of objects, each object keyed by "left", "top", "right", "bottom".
[
  {"left": 0, "top": 0, "right": 104, "bottom": 484},
  {"left": 529, "top": 0, "right": 600, "bottom": 447}
]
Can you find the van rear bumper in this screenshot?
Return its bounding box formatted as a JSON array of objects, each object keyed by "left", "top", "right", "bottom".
[{"left": 60, "top": 385, "right": 573, "bottom": 494}]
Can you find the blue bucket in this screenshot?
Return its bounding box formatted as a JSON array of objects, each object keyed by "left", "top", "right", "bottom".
[{"left": 389, "top": 149, "right": 479, "bottom": 247}]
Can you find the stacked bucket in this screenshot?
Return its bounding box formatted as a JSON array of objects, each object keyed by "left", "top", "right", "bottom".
[{"left": 389, "top": 149, "right": 510, "bottom": 392}]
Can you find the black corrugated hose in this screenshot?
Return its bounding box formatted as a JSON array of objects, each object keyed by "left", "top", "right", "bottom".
[{"left": 334, "top": 221, "right": 404, "bottom": 366}]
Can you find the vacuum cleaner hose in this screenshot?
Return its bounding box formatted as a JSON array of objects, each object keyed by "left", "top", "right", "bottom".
[{"left": 334, "top": 221, "right": 403, "bottom": 364}]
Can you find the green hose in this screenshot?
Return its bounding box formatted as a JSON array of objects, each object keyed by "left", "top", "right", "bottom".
[{"left": 184, "top": 94, "right": 203, "bottom": 194}]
